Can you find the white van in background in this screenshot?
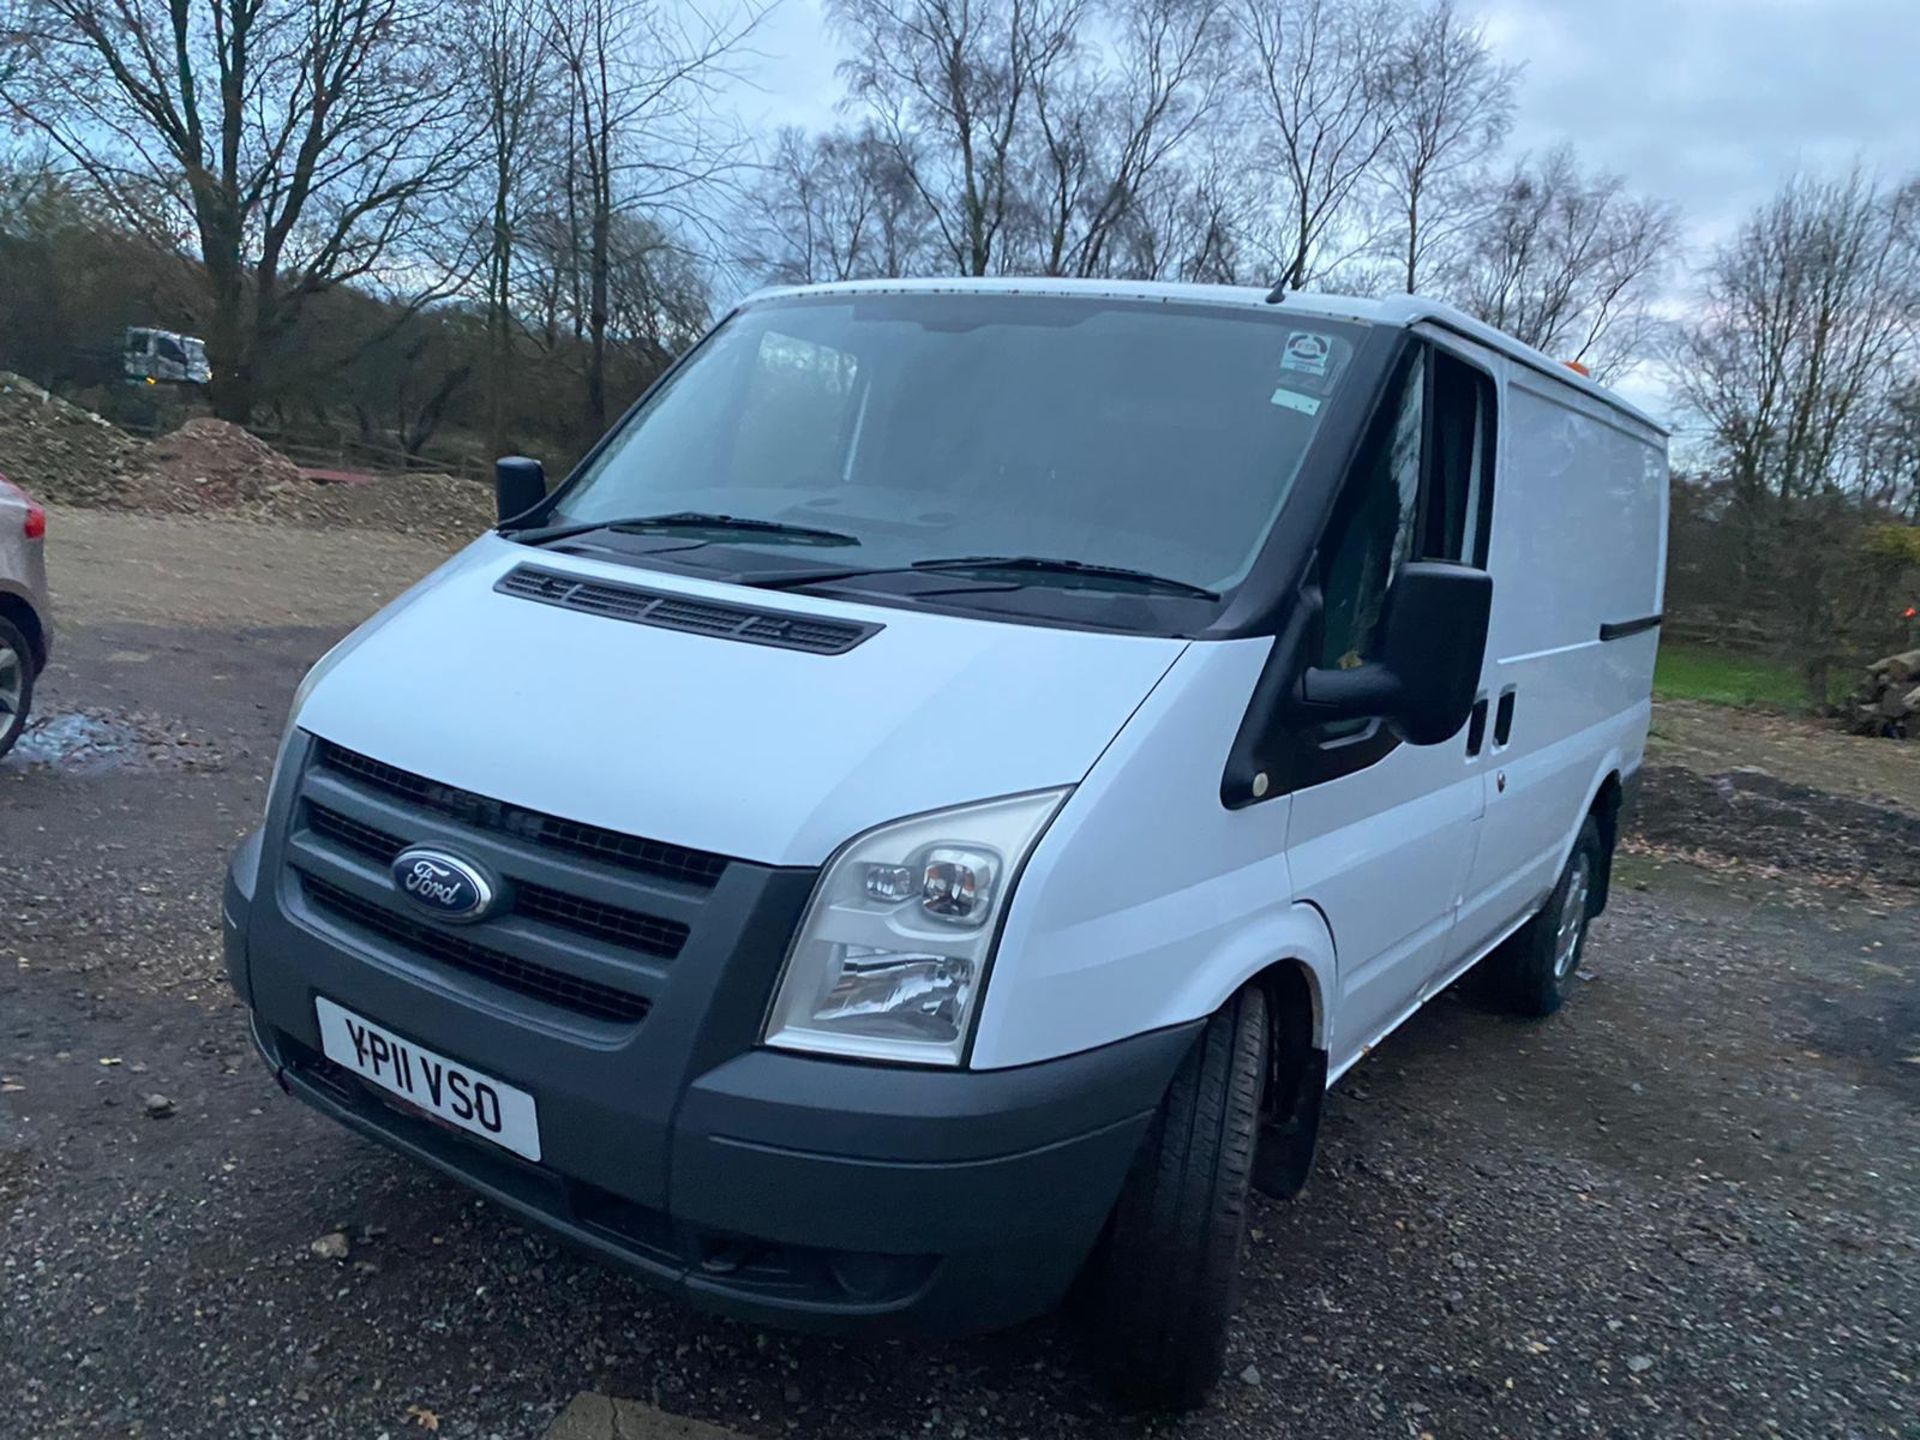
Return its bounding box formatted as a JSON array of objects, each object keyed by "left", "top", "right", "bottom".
[{"left": 224, "top": 280, "right": 1667, "bottom": 1408}]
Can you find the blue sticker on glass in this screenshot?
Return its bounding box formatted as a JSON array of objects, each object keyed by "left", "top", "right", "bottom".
[{"left": 1281, "top": 331, "right": 1331, "bottom": 377}]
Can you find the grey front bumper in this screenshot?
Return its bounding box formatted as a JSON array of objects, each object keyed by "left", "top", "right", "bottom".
[{"left": 224, "top": 775, "right": 1197, "bottom": 1336}]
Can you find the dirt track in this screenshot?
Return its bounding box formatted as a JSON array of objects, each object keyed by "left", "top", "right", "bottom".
[{"left": 2, "top": 510, "right": 1915, "bottom": 1439}]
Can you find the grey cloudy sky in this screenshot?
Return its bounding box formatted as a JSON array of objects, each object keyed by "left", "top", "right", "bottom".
[
  {"left": 1479, "top": 0, "right": 1920, "bottom": 247},
  {"left": 733, "top": 0, "right": 1920, "bottom": 258}
]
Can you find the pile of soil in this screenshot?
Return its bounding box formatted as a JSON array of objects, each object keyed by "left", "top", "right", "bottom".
[
  {"left": 134, "top": 417, "right": 306, "bottom": 510},
  {"left": 0, "top": 373, "right": 496, "bottom": 546},
  {"left": 259, "top": 470, "right": 496, "bottom": 548},
  {"left": 0, "top": 371, "right": 143, "bottom": 503}
]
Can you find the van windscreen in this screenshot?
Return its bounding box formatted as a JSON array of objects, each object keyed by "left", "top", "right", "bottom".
[{"left": 549, "top": 293, "right": 1365, "bottom": 602}]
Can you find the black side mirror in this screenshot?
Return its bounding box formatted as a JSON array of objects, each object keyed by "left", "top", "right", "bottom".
[
  {"left": 494, "top": 455, "right": 547, "bottom": 524},
  {"left": 1294, "top": 562, "right": 1492, "bottom": 745}
]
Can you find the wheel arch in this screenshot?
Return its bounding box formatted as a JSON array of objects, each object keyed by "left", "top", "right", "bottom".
[
  {"left": 1579, "top": 765, "right": 1627, "bottom": 915},
  {"left": 0, "top": 589, "right": 46, "bottom": 672},
  {"left": 1174, "top": 900, "right": 1338, "bottom": 1053}
]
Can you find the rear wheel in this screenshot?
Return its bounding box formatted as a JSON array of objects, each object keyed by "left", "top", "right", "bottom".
[
  {"left": 0, "top": 616, "right": 33, "bottom": 760},
  {"left": 1088, "top": 985, "right": 1266, "bottom": 1411},
  {"left": 1487, "top": 816, "right": 1603, "bottom": 1016}
]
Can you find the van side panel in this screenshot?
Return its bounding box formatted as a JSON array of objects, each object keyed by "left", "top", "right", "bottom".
[
  {"left": 1450, "top": 372, "right": 1667, "bottom": 964},
  {"left": 972, "top": 640, "right": 1340, "bottom": 1071}
]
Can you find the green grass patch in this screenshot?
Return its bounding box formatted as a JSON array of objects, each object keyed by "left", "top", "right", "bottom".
[{"left": 1654, "top": 643, "right": 1810, "bottom": 709}]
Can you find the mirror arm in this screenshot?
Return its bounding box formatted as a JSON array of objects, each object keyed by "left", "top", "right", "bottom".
[{"left": 1296, "top": 662, "right": 1402, "bottom": 716}]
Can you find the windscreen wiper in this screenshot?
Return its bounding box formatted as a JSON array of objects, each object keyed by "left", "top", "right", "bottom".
[
  {"left": 507, "top": 511, "right": 861, "bottom": 547},
  {"left": 753, "top": 553, "right": 1220, "bottom": 600},
  {"left": 914, "top": 554, "right": 1221, "bottom": 598}
]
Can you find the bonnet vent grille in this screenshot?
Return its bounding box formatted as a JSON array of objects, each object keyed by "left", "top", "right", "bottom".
[{"left": 495, "top": 566, "right": 880, "bottom": 655}]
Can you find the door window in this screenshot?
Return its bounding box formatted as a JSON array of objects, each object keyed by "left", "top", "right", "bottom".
[
  {"left": 1422, "top": 350, "right": 1494, "bottom": 567},
  {"left": 1315, "top": 344, "right": 1495, "bottom": 674},
  {"left": 1318, "top": 352, "right": 1425, "bottom": 672}
]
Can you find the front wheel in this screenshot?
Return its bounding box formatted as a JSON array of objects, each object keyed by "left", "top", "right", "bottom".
[
  {"left": 1086, "top": 985, "right": 1266, "bottom": 1410},
  {"left": 0, "top": 616, "right": 34, "bottom": 760}
]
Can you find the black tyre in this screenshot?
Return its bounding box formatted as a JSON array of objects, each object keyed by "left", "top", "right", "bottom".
[
  {"left": 1090, "top": 985, "right": 1266, "bottom": 1411},
  {"left": 1487, "top": 816, "right": 1604, "bottom": 1016},
  {"left": 0, "top": 615, "right": 33, "bottom": 761}
]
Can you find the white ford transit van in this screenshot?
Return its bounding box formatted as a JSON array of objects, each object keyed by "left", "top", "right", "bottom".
[{"left": 224, "top": 280, "right": 1667, "bottom": 1408}]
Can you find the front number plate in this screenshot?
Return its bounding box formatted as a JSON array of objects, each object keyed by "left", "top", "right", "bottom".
[{"left": 315, "top": 996, "right": 542, "bottom": 1162}]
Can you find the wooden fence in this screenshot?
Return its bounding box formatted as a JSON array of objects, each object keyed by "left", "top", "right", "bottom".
[{"left": 116, "top": 414, "right": 486, "bottom": 480}]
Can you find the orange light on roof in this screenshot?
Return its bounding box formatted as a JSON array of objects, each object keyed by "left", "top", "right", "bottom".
[{"left": 1564, "top": 360, "right": 1591, "bottom": 377}]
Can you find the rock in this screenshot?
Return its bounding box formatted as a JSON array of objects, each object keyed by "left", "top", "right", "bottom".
[
  {"left": 309, "top": 1231, "right": 351, "bottom": 1261},
  {"left": 142, "top": 1093, "right": 175, "bottom": 1118},
  {"left": 1239, "top": 1364, "right": 1262, "bottom": 1386},
  {"left": 1443, "top": 1290, "right": 1466, "bottom": 1313},
  {"left": 542, "top": 1393, "right": 748, "bottom": 1439},
  {"left": 1626, "top": 1354, "right": 1654, "bottom": 1374}
]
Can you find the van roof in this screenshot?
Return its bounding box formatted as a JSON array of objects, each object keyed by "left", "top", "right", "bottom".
[{"left": 741, "top": 276, "right": 1667, "bottom": 436}]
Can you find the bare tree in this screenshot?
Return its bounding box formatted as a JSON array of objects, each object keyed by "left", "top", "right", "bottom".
[
  {"left": 1111, "top": 141, "right": 1271, "bottom": 282},
  {"left": 1858, "top": 379, "right": 1920, "bottom": 521},
  {"left": 1237, "top": 0, "right": 1404, "bottom": 291},
  {"left": 831, "top": 0, "right": 1085, "bottom": 277},
  {"left": 471, "top": 0, "right": 556, "bottom": 458},
  {"left": 738, "top": 124, "right": 927, "bottom": 283},
  {"left": 1027, "top": 0, "right": 1230, "bottom": 277},
  {"left": 543, "top": 0, "right": 761, "bottom": 430},
  {"left": 1445, "top": 144, "right": 1677, "bottom": 379},
  {"left": 1670, "top": 168, "right": 1920, "bottom": 697},
  {"left": 1674, "top": 169, "right": 1920, "bottom": 508},
  {"left": 2, "top": 0, "right": 477, "bottom": 421},
  {"left": 604, "top": 211, "right": 713, "bottom": 362},
  {"left": 1376, "top": 0, "right": 1515, "bottom": 292}
]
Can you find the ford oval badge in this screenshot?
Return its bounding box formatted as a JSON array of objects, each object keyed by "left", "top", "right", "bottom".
[{"left": 391, "top": 848, "right": 495, "bottom": 923}]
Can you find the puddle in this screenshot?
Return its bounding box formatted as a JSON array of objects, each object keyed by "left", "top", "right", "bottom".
[{"left": 3, "top": 708, "right": 224, "bottom": 773}]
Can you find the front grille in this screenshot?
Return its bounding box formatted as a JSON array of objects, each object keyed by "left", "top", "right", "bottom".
[
  {"left": 303, "top": 877, "right": 651, "bottom": 1025},
  {"left": 306, "top": 803, "right": 689, "bottom": 960},
  {"left": 516, "top": 882, "right": 688, "bottom": 956},
  {"left": 308, "top": 804, "right": 400, "bottom": 861},
  {"left": 496, "top": 565, "right": 880, "bottom": 656},
  {"left": 313, "top": 741, "right": 728, "bottom": 890}
]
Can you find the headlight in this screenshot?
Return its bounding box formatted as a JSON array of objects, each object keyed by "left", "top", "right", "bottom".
[{"left": 764, "top": 789, "right": 1069, "bottom": 1066}]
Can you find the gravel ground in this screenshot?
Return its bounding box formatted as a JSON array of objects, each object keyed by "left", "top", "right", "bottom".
[
  {"left": 40, "top": 506, "right": 461, "bottom": 629},
  {"left": 2, "top": 514, "right": 1915, "bottom": 1440}
]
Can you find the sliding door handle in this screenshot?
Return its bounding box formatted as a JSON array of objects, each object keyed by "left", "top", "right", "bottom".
[{"left": 1494, "top": 689, "right": 1517, "bottom": 747}]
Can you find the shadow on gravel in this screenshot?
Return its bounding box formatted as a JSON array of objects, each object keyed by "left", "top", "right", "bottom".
[{"left": 1634, "top": 763, "right": 1920, "bottom": 890}]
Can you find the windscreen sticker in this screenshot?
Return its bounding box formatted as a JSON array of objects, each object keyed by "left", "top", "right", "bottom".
[
  {"left": 1269, "top": 387, "right": 1322, "bottom": 416},
  {"left": 1281, "top": 331, "right": 1332, "bottom": 377}
]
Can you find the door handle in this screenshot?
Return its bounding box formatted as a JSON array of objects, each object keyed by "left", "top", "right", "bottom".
[
  {"left": 1494, "top": 688, "right": 1517, "bottom": 747},
  {"left": 1466, "top": 695, "right": 1490, "bottom": 756}
]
